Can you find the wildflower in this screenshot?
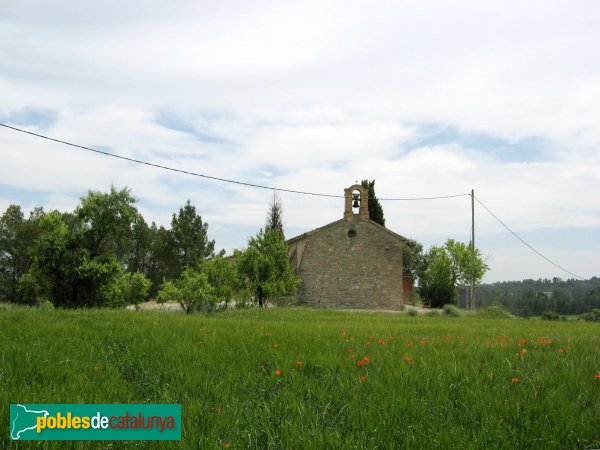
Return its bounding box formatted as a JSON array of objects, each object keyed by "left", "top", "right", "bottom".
[
  {"left": 370, "top": 335, "right": 374, "bottom": 339},
  {"left": 360, "top": 375, "right": 367, "bottom": 381},
  {"left": 419, "top": 341, "right": 425, "bottom": 345},
  {"left": 357, "top": 360, "right": 364, "bottom": 366},
  {"left": 378, "top": 339, "right": 385, "bottom": 345},
  {"left": 407, "top": 341, "right": 414, "bottom": 347},
  {"left": 558, "top": 349, "right": 564, "bottom": 353},
  {"left": 367, "top": 342, "right": 371, "bottom": 345},
  {"left": 511, "top": 377, "right": 519, "bottom": 383},
  {"left": 224, "top": 443, "right": 232, "bottom": 449},
  {"left": 519, "top": 349, "right": 527, "bottom": 357},
  {"left": 351, "top": 355, "right": 355, "bottom": 359},
  {"left": 362, "top": 357, "right": 370, "bottom": 365},
  {"left": 274, "top": 369, "right": 281, "bottom": 376},
  {"left": 347, "top": 348, "right": 353, "bottom": 353},
  {"left": 273, "top": 343, "right": 279, "bottom": 349},
  {"left": 519, "top": 339, "right": 526, "bottom": 346},
  {"left": 403, "top": 354, "right": 412, "bottom": 361},
  {"left": 595, "top": 374, "right": 600, "bottom": 380},
  {"left": 297, "top": 361, "right": 303, "bottom": 366},
  {"left": 340, "top": 329, "right": 346, "bottom": 336},
  {"left": 215, "top": 408, "right": 222, "bottom": 414}
]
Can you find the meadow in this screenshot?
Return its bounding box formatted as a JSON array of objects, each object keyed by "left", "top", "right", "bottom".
[{"left": 1, "top": 305, "right": 599, "bottom": 449}]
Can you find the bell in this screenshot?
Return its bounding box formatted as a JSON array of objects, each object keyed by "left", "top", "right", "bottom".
[{"left": 352, "top": 195, "right": 360, "bottom": 208}]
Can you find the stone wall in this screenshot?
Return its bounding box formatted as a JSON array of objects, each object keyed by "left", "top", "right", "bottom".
[{"left": 289, "top": 217, "right": 405, "bottom": 310}]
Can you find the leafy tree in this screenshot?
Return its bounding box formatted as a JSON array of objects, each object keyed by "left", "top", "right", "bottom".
[
  {"left": 236, "top": 229, "right": 299, "bottom": 307},
  {"left": 76, "top": 186, "right": 138, "bottom": 261},
  {"left": 171, "top": 200, "right": 215, "bottom": 273},
  {"left": 21, "top": 187, "right": 152, "bottom": 308},
  {"left": 0, "top": 205, "right": 43, "bottom": 302},
  {"left": 157, "top": 267, "right": 217, "bottom": 313},
  {"left": 418, "top": 239, "right": 488, "bottom": 308},
  {"left": 19, "top": 210, "right": 87, "bottom": 306},
  {"left": 418, "top": 246, "right": 456, "bottom": 307},
  {"left": 265, "top": 192, "right": 284, "bottom": 238},
  {"left": 361, "top": 179, "right": 385, "bottom": 226},
  {"left": 146, "top": 223, "right": 178, "bottom": 297},
  {"left": 402, "top": 238, "right": 424, "bottom": 277},
  {"left": 108, "top": 271, "right": 152, "bottom": 308},
  {"left": 128, "top": 214, "right": 153, "bottom": 275},
  {"left": 203, "top": 256, "right": 240, "bottom": 308}
]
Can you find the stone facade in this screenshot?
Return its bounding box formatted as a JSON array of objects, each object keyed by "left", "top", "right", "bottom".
[{"left": 287, "top": 184, "right": 409, "bottom": 310}]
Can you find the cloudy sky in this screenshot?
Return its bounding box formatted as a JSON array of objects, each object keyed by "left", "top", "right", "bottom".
[{"left": 1, "top": 0, "right": 599, "bottom": 282}]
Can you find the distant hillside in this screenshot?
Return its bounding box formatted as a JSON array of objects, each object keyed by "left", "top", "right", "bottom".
[{"left": 476, "top": 277, "right": 600, "bottom": 316}]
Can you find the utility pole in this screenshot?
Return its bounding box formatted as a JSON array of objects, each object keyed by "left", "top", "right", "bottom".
[{"left": 470, "top": 189, "right": 475, "bottom": 311}]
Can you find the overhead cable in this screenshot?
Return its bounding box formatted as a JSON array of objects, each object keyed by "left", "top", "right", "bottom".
[
  {"left": 474, "top": 195, "right": 585, "bottom": 280},
  {"left": 0, "top": 123, "right": 469, "bottom": 201}
]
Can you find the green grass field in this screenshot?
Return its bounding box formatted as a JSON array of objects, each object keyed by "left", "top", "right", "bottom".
[{"left": 1, "top": 305, "right": 599, "bottom": 449}]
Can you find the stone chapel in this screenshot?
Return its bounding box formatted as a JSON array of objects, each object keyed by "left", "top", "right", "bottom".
[{"left": 287, "top": 184, "right": 412, "bottom": 310}]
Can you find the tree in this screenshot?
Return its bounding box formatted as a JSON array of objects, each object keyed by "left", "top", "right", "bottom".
[
  {"left": 128, "top": 214, "right": 153, "bottom": 275},
  {"left": 146, "top": 223, "right": 178, "bottom": 298},
  {"left": 418, "top": 246, "right": 456, "bottom": 308},
  {"left": 203, "top": 256, "right": 240, "bottom": 308},
  {"left": 157, "top": 267, "right": 217, "bottom": 314},
  {"left": 402, "top": 238, "right": 424, "bottom": 277},
  {"left": 19, "top": 210, "right": 87, "bottom": 306},
  {"left": 361, "top": 179, "right": 385, "bottom": 226},
  {"left": 170, "top": 200, "right": 215, "bottom": 273},
  {"left": 418, "top": 239, "right": 488, "bottom": 308},
  {"left": 236, "top": 229, "right": 299, "bottom": 307},
  {"left": 20, "top": 187, "right": 152, "bottom": 308},
  {"left": 265, "top": 192, "right": 284, "bottom": 238},
  {"left": 76, "top": 186, "right": 138, "bottom": 261},
  {"left": 0, "top": 205, "right": 43, "bottom": 302}
]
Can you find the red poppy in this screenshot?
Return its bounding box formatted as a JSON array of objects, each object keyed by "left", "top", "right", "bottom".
[
  {"left": 357, "top": 360, "right": 364, "bottom": 366},
  {"left": 340, "top": 329, "right": 346, "bottom": 336},
  {"left": 595, "top": 374, "right": 600, "bottom": 380},
  {"left": 274, "top": 369, "right": 281, "bottom": 376},
  {"left": 297, "top": 361, "right": 303, "bottom": 366},
  {"left": 511, "top": 377, "right": 519, "bottom": 383},
  {"left": 378, "top": 339, "right": 385, "bottom": 345},
  {"left": 360, "top": 375, "right": 367, "bottom": 381}
]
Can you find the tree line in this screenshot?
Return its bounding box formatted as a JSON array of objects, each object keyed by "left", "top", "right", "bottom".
[
  {"left": 0, "top": 187, "right": 298, "bottom": 311},
  {"left": 476, "top": 277, "right": 600, "bottom": 317}
]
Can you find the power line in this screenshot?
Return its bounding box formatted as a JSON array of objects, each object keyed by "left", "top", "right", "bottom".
[
  {"left": 0, "top": 123, "right": 469, "bottom": 201},
  {"left": 474, "top": 195, "right": 585, "bottom": 280}
]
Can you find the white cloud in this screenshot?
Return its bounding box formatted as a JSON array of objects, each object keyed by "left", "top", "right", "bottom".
[{"left": 1, "top": 0, "right": 599, "bottom": 281}]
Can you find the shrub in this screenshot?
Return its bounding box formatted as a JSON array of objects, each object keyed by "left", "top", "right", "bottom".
[
  {"left": 443, "top": 304, "right": 464, "bottom": 317},
  {"left": 157, "top": 268, "right": 217, "bottom": 314},
  {"left": 426, "top": 309, "right": 439, "bottom": 317},
  {"left": 578, "top": 309, "right": 600, "bottom": 322},
  {"left": 407, "top": 308, "right": 418, "bottom": 317},
  {"left": 475, "top": 305, "right": 512, "bottom": 319},
  {"left": 541, "top": 310, "right": 560, "bottom": 321},
  {"left": 38, "top": 299, "right": 55, "bottom": 311}
]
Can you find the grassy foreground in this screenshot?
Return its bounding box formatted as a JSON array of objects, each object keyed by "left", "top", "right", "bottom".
[{"left": 1, "top": 305, "right": 599, "bottom": 449}]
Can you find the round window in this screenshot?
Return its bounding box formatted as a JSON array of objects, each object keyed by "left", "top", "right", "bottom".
[{"left": 347, "top": 229, "right": 357, "bottom": 238}]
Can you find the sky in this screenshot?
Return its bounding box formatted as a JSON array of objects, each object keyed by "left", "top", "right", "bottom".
[{"left": 1, "top": 0, "right": 599, "bottom": 283}]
